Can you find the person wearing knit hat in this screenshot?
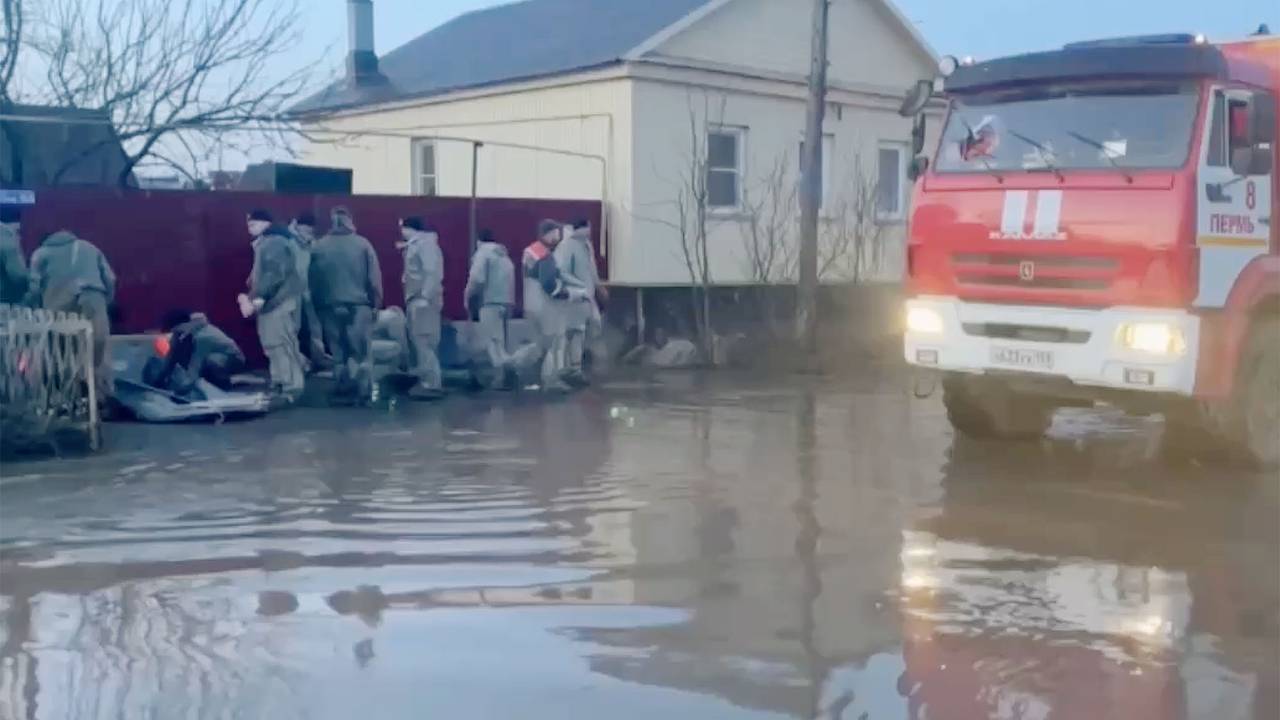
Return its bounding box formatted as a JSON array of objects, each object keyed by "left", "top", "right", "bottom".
[
  {"left": 398, "top": 215, "right": 445, "bottom": 400},
  {"left": 242, "top": 209, "right": 306, "bottom": 406},
  {"left": 311, "top": 206, "right": 382, "bottom": 404}
]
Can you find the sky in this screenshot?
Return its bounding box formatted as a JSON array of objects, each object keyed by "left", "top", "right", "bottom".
[
  {"left": 24, "top": 0, "right": 1272, "bottom": 177},
  {"left": 294, "top": 0, "right": 1280, "bottom": 78}
]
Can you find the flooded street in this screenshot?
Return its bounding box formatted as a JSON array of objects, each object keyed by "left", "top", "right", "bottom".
[{"left": 0, "top": 372, "right": 1276, "bottom": 719}]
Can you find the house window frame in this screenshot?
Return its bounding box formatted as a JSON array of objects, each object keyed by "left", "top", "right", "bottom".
[
  {"left": 799, "top": 133, "right": 835, "bottom": 212},
  {"left": 707, "top": 125, "right": 746, "bottom": 212},
  {"left": 412, "top": 138, "right": 438, "bottom": 196},
  {"left": 876, "top": 140, "right": 909, "bottom": 223}
]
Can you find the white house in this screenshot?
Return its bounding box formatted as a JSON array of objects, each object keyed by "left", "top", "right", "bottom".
[{"left": 296, "top": 0, "right": 937, "bottom": 288}]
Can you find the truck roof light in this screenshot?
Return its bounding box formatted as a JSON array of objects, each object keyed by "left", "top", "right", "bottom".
[{"left": 1065, "top": 33, "right": 1201, "bottom": 49}]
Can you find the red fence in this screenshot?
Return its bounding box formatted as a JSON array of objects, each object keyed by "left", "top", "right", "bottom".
[{"left": 14, "top": 188, "right": 603, "bottom": 364}]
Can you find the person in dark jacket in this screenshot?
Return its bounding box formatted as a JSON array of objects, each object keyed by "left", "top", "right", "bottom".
[
  {"left": 25, "top": 229, "right": 117, "bottom": 401},
  {"left": 289, "top": 212, "right": 330, "bottom": 370},
  {"left": 0, "top": 206, "right": 28, "bottom": 305},
  {"left": 241, "top": 208, "right": 305, "bottom": 404},
  {"left": 310, "top": 206, "right": 382, "bottom": 402},
  {"left": 147, "top": 309, "right": 247, "bottom": 392}
]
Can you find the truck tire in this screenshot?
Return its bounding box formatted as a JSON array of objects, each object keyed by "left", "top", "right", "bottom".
[
  {"left": 1232, "top": 317, "right": 1280, "bottom": 468},
  {"left": 943, "top": 376, "right": 1053, "bottom": 441},
  {"left": 1161, "top": 404, "right": 1232, "bottom": 464}
]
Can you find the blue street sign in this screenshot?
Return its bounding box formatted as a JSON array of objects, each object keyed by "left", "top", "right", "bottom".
[{"left": 0, "top": 189, "right": 35, "bottom": 205}]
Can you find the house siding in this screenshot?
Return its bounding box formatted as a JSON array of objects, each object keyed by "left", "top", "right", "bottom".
[
  {"left": 297, "top": 0, "right": 938, "bottom": 287},
  {"left": 649, "top": 0, "right": 933, "bottom": 94},
  {"left": 300, "top": 75, "right": 634, "bottom": 269},
  {"left": 624, "top": 76, "right": 919, "bottom": 286}
]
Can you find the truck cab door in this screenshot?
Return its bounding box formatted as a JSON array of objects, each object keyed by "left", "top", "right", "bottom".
[{"left": 1194, "top": 87, "right": 1274, "bottom": 308}]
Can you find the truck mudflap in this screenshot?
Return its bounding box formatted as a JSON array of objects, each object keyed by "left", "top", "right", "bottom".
[{"left": 904, "top": 296, "right": 1201, "bottom": 396}]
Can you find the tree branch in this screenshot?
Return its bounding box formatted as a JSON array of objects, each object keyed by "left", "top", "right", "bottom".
[{"left": 21, "top": 0, "right": 316, "bottom": 185}]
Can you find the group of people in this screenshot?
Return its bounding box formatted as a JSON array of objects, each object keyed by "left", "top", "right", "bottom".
[
  {"left": 0, "top": 202, "right": 610, "bottom": 413},
  {"left": 1, "top": 206, "right": 117, "bottom": 403},
  {"left": 237, "top": 206, "right": 607, "bottom": 406}
]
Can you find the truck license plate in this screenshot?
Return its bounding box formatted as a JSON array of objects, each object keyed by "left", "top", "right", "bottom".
[{"left": 990, "top": 346, "right": 1054, "bottom": 371}]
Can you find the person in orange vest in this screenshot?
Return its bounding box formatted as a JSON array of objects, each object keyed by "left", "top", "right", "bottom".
[{"left": 520, "top": 220, "right": 586, "bottom": 392}]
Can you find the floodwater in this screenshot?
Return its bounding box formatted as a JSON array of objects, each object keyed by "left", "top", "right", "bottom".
[{"left": 0, "top": 371, "right": 1276, "bottom": 719}]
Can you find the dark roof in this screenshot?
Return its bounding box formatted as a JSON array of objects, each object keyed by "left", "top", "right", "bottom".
[
  {"left": 946, "top": 43, "right": 1228, "bottom": 94},
  {"left": 0, "top": 104, "right": 136, "bottom": 187},
  {"left": 293, "top": 0, "right": 711, "bottom": 116}
]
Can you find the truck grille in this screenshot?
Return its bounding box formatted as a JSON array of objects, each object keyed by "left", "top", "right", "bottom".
[
  {"left": 962, "top": 322, "right": 1091, "bottom": 344},
  {"left": 952, "top": 253, "right": 1119, "bottom": 292}
]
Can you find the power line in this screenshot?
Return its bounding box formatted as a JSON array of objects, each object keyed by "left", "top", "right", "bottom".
[{"left": 0, "top": 113, "right": 607, "bottom": 164}]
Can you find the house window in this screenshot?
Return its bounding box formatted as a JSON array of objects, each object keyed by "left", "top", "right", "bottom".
[
  {"left": 876, "top": 142, "right": 907, "bottom": 221},
  {"left": 707, "top": 127, "right": 744, "bottom": 210},
  {"left": 412, "top": 139, "right": 437, "bottom": 195},
  {"left": 799, "top": 134, "right": 834, "bottom": 210}
]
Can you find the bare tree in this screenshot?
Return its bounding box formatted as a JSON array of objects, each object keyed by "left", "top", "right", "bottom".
[
  {"left": 741, "top": 151, "right": 798, "bottom": 284},
  {"left": 23, "top": 0, "right": 313, "bottom": 185},
  {"left": 817, "top": 152, "right": 887, "bottom": 283},
  {"left": 0, "top": 0, "right": 20, "bottom": 102},
  {"left": 738, "top": 147, "right": 888, "bottom": 342},
  {"left": 637, "top": 92, "right": 726, "bottom": 355},
  {"left": 0, "top": 0, "right": 25, "bottom": 184},
  {"left": 739, "top": 152, "right": 798, "bottom": 339}
]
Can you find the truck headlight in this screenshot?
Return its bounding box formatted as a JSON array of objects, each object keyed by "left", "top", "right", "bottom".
[
  {"left": 1118, "top": 322, "right": 1187, "bottom": 356},
  {"left": 906, "top": 306, "right": 945, "bottom": 334}
]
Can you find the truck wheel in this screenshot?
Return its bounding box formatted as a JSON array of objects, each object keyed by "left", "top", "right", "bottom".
[
  {"left": 943, "top": 376, "right": 1053, "bottom": 441},
  {"left": 1161, "top": 404, "right": 1232, "bottom": 464},
  {"left": 1233, "top": 317, "right": 1280, "bottom": 468}
]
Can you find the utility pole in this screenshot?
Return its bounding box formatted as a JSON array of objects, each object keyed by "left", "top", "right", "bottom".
[
  {"left": 796, "top": 0, "right": 829, "bottom": 358},
  {"left": 469, "top": 140, "right": 483, "bottom": 255}
]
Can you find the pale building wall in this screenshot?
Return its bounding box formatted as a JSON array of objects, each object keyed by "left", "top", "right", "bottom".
[
  {"left": 650, "top": 0, "right": 934, "bottom": 95},
  {"left": 615, "top": 0, "right": 936, "bottom": 286},
  {"left": 299, "top": 75, "right": 635, "bottom": 275},
  {"left": 623, "top": 75, "right": 920, "bottom": 285},
  {"left": 298, "top": 0, "right": 938, "bottom": 287}
]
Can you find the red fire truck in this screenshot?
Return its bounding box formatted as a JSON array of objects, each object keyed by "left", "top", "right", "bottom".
[{"left": 899, "top": 33, "right": 1279, "bottom": 465}]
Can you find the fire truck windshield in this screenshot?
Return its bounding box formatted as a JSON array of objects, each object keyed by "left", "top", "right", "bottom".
[{"left": 936, "top": 81, "right": 1201, "bottom": 174}]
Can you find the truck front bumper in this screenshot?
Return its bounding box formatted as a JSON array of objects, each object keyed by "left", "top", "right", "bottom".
[{"left": 903, "top": 296, "right": 1200, "bottom": 396}]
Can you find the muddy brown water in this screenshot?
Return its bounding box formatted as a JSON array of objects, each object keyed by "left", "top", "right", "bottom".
[{"left": 0, "top": 372, "right": 1275, "bottom": 719}]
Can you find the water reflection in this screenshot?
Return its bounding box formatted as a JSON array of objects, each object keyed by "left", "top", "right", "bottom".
[{"left": 0, "top": 378, "right": 1275, "bottom": 719}]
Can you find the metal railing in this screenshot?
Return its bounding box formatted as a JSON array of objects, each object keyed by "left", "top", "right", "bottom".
[{"left": 0, "top": 304, "right": 101, "bottom": 454}]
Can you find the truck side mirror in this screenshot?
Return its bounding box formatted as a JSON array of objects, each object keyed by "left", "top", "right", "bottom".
[
  {"left": 898, "top": 79, "right": 933, "bottom": 118},
  {"left": 911, "top": 114, "right": 927, "bottom": 155},
  {"left": 1231, "top": 146, "right": 1273, "bottom": 177},
  {"left": 907, "top": 156, "right": 930, "bottom": 182},
  {"left": 1231, "top": 94, "right": 1276, "bottom": 146}
]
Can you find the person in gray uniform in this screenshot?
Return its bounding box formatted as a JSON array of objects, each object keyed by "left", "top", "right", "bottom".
[{"left": 464, "top": 229, "right": 516, "bottom": 389}]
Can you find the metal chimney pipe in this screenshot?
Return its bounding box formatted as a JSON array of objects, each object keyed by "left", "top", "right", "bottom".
[{"left": 346, "top": 0, "right": 382, "bottom": 84}]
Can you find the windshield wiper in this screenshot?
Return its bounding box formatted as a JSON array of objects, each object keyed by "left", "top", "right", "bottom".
[
  {"left": 1064, "top": 130, "right": 1135, "bottom": 183},
  {"left": 955, "top": 115, "right": 1004, "bottom": 183},
  {"left": 1007, "top": 129, "right": 1064, "bottom": 182}
]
